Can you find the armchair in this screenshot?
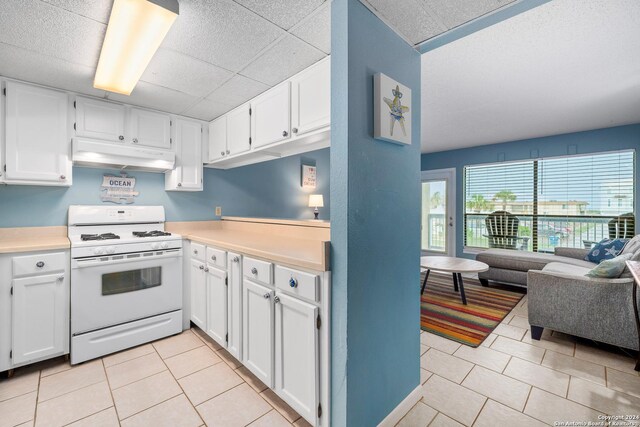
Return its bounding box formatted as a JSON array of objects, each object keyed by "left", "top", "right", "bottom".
[{"left": 483, "top": 211, "right": 529, "bottom": 251}]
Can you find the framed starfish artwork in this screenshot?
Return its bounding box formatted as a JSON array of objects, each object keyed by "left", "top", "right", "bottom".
[{"left": 374, "top": 72, "right": 412, "bottom": 145}]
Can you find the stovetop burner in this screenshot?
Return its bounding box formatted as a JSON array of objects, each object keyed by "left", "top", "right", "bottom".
[
  {"left": 80, "top": 233, "right": 120, "bottom": 241},
  {"left": 132, "top": 230, "right": 172, "bottom": 238}
]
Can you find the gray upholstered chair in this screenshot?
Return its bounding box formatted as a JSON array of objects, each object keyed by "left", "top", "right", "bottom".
[{"left": 483, "top": 211, "right": 529, "bottom": 251}]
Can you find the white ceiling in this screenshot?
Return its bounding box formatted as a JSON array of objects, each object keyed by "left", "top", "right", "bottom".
[
  {"left": 0, "top": 0, "right": 331, "bottom": 121},
  {"left": 421, "top": 0, "right": 640, "bottom": 153}
]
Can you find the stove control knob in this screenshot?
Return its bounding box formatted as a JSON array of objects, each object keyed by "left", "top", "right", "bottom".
[
  {"left": 107, "top": 247, "right": 116, "bottom": 254},
  {"left": 94, "top": 247, "right": 105, "bottom": 255},
  {"left": 161, "top": 242, "right": 169, "bottom": 249}
]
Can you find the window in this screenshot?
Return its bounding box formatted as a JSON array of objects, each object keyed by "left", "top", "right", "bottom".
[{"left": 464, "top": 150, "right": 635, "bottom": 252}]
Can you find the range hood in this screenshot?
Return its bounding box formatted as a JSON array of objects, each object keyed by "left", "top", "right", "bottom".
[{"left": 73, "top": 138, "right": 175, "bottom": 172}]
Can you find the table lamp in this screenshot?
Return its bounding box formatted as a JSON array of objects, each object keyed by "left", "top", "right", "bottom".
[{"left": 308, "top": 194, "right": 324, "bottom": 220}]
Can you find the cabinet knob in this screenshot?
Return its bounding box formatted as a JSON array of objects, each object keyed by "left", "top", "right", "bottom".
[
  {"left": 204, "top": 267, "right": 209, "bottom": 272},
  {"left": 60, "top": 175, "right": 66, "bottom": 180},
  {"left": 274, "top": 296, "right": 281, "bottom": 304},
  {"left": 211, "top": 255, "right": 216, "bottom": 261},
  {"left": 263, "top": 293, "right": 271, "bottom": 299},
  {"left": 193, "top": 249, "right": 198, "bottom": 254},
  {"left": 289, "top": 277, "right": 298, "bottom": 288},
  {"left": 251, "top": 267, "right": 258, "bottom": 275},
  {"left": 292, "top": 127, "right": 298, "bottom": 134},
  {"left": 132, "top": 138, "right": 138, "bottom": 144},
  {"left": 226, "top": 149, "right": 230, "bottom": 154},
  {"left": 36, "top": 261, "right": 45, "bottom": 268},
  {"left": 178, "top": 183, "right": 182, "bottom": 187},
  {"left": 233, "top": 256, "right": 240, "bottom": 263},
  {"left": 57, "top": 276, "right": 64, "bottom": 282},
  {"left": 199, "top": 264, "right": 204, "bottom": 270},
  {"left": 282, "top": 130, "right": 288, "bottom": 137},
  {"left": 221, "top": 151, "right": 225, "bottom": 156},
  {"left": 119, "top": 135, "right": 124, "bottom": 141}
]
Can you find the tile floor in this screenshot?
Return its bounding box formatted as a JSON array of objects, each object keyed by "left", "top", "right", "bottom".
[
  {"left": 399, "top": 292, "right": 640, "bottom": 427},
  {"left": 0, "top": 328, "right": 311, "bottom": 427}
]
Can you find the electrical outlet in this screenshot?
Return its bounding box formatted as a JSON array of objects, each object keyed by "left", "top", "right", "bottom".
[{"left": 215, "top": 206, "right": 222, "bottom": 216}]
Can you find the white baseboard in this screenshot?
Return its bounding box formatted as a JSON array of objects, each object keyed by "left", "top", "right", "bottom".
[{"left": 377, "top": 385, "right": 423, "bottom": 427}]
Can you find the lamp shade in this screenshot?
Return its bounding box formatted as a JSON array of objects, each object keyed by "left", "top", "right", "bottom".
[{"left": 308, "top": 194, "right": 324, "bottom": 208}]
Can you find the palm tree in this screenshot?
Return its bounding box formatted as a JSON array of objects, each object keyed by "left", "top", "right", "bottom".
[
  {"left": 430, "top": 191, "right": 442, "bottom": 209},
  {"left": 466, "top": 194, "right": 493, "bottom": 213},
  {"left": 493, "top": 190, "right": 517, "bottom": 211}
]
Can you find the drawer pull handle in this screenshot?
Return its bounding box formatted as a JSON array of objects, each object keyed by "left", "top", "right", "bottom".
[
  {"left": 263, "top": 293, "right": 270, "bottom": 299},
  {"left": 233, "top": 256, "right": 240, "bottom": 263},
  {"left": 289, "top": 278, "right": 298, "bottom": 288},
  {"left": 199, "top": 265, "right": 204, "bottom": 270},
  {"left": 251, "top": 267, "right": 258, "bottom": 275},
  {"left": 36, "top": 261, "right": 45, "bottom": 268},
  {"left": 274, "top": 296, "right": 280, "bottom": 304},
  {"left": 211, "top": 255, "right": 216, "bottom": 261}
]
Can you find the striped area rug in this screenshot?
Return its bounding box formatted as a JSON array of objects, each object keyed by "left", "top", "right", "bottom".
[{"left": 420, "top": 272, "right": 525, "bottom": 347}]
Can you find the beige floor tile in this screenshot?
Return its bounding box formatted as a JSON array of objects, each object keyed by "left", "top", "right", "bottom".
[
  {"left": 105, "top": 352, "right": 166, "bottom": 390},
  {"left": 508, "top": 315, "right": 530, "bottom": 330},
  {"left": 249, "top": 409, "right": 293, "bottom": 427},
  {"left": 461, "top": 366, "right": 531, "bottom": 411},
  {"left": 473, "top": 400, "right": 546, "bottom": 427},
  {"left": 453, "top": 345, "right": 511, "bottom": 373},
  {"left": 606, "top": 368, "right": 640, "bottom": 399},
  {"left": 428, "top": 413, "right": 464, "bottom": 427},
  {"left": 396, "top": 401, "right": 437, "bottom": 427},
  {"left": 236, "top": 366, "right": 269, "bottom": 393},
  {"left": 511, "top": 302, "right": 529, "bottom": 317},
  {"left": 421, "top": 375, "right": 486, "bottom": 426},
  {"left": 38, "top": 359, "right": 106, "bottom": 402},
  {"left": 420, "top": 349, "right": 474, "bottom": 384},
  {"left": 524, "top": 387, "right": 602, "bottom": 425},
  {"left": 480, "top": 334, "right": 498, "bottom": 348},
  {"left": 521, "top": 329, "right": 575, "bottom": 356},
  {"left": 574, "top": 343, "right": 639, "bottom": 375},
  {"left": 153, "top": 330, "right": 204, "bottom": 359},
  {"left": 15, "top": 421, "right": 33, "bottom": 427},
  {"left": 0, "top": 370, "right": 39, "bottom": 402},
  {"left": 568, "top": 376, "right": 640, "bottom": 415},
  {"left": 179, "top": 362, "right": 243, "bottom": 405},
  {"left": 420, "top": 344, "right": 429, "bottom": 356},
  {"left": 504, "top": 357, "right": 569, "bottom": 397},
  {"left": 121, "top": 394, "right": 203, "bottom": 427},
  {"left": 113, "top": 371, "right": 182, "bottom": 419},
  {"left": 292, "top": 416, "right": 313, "bottom": 427},
  {"left": 40, "top": 359, "right": 73, "bottom": 378},
  {"left": 102, "top": 344, "right": 156, "bottom": 368},
  {"left": 501, "top": 313, "right": 515, "bottom": 324},
  {"left": 490, "top": 336, "right": 546, "bottom": 363},
  {"left": 0, "top": 391, "right": 36, "bottom": 427},
  {"left": 35, "top": 382, "right": 113, "bottom": 427},
  {"left": 191, "top": 327, "right": 223, "bottom": 351},
  {"left": 196, "top": 383, "right": 271, "bottom": 427},
  {"left": 217, "top": 348, "right": 244, "bottom": 369},
  {"left": 493, "top": 323, "right": 527, "bottom": 341},
  {"left": 261, "top": 388, "right": 301, "bottom": 423},
  {"left": 420, "top": 332, "right": 461, "bottom": 355},
  {"left": 67, "top": 407, "right": 119, "bottom": 427},
  {"left": 420, "top": 369, "right": 432, "bottom": 385},
  {"left": 542, "top": 350, "right": 606, "bottom": 385},
  {"left": 165, "top": 346, "right": 222, "bottom": 379}
]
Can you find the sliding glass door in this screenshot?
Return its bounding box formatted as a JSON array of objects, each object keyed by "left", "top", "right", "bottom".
[{"left": 422, "top": 169, "right": 456, "bottom": 256}]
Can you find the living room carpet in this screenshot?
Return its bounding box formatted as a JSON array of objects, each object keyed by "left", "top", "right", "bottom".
[{"left": 420, "top": 272, "right": 525, "bottom": 347}]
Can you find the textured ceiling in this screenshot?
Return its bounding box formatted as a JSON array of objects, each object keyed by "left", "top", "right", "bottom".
[
  {"left": 0, "top": 0, "right": 331, "bottom": 120},
  {"left": 421, "top": 0, "right": 640, "bottom": 153}
]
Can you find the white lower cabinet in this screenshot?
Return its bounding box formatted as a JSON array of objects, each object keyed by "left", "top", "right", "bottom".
[
  {"left": 190, "top": 259, "right": 207, "bottom": 330},
  {"left": 227, "top": 252, "right": 242, "bottom": 359},
  {"left": 206, "top": 266, "right": 227, "bottom": 345},
  {"left": 243, "top": 279, "right": 275, "bottom": 387}
]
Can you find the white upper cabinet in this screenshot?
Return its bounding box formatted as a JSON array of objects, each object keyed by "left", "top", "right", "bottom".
[
  {"left": 251, "top": 82, "right": 291, "bottom": 149},
  {"left": 208, "top": 116, "right": 227, "bottom": 162},
  {"left": 4, "top": 81, "right": 71, "bottom": 185},
  {"left": 165, "top": 118, "right": 202, "bottom": 191},
  {"left": 291, "top": 57, "right": 330, "bottom": 137},
  {"left": 129, "top": 108, "right": 171, "bottom": 149},
  {"left": 226, "top": 103, "right": 251, "bottom": 156},
  {"left": 75, "top": 96, "right": 125, "bottom": 142}
]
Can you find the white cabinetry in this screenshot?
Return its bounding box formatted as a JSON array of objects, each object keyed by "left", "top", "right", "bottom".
[
  {"left": 251, "top": 82, "right": 291, "bottom": 149},
  {"left": 208, "top": 116, "right": 227, "bottom": 162},
  {"left": 243, "top": 278, "right": 275, "bottom": 386},
  {"left": 3, "top": 81, "right": 71, "bottom": 185},
  {"left": 226, "top": 103, "right": 251, "bottom": 156},
  {"left": 227, "top": 252, "right": 243, "bottom": 359},
  {"left": 75, "top": 96, "right": 125, "bottom": 142},
  {"left": 129, "top": 108, "right": 171, "bottom": 149},
  {"left": 190, "top": 258, "right": 207, "bottom": 330},
  {"left": 291, "top": 57, "right": 330, "bottom": 137},
  {"left": 206, "top": 266, "right": 227, "bottom": 345},
  {"left": 165, "top": 118, "right": 202, "bottom": 191}
]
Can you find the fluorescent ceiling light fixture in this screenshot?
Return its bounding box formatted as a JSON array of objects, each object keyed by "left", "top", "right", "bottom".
[{"left": 94, "top": 0, "right": 179, "bottom": 95}]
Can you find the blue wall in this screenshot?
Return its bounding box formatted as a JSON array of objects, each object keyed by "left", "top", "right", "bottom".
[
  {"left": 331, "top": 1, "right": 421, "bottom": 425},
  {"left": 421, "top": 124, "right": 640, "bottom": 258},
  {"left": 0, "top": 148, "right": 329, "bottom": 227}
]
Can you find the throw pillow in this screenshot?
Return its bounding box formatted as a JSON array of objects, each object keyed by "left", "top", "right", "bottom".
[
  {"left": 584, "top": 238, "right": 629, "bottom": 263},
  {"left": 585, "top": 253, "right": 633, "bottom": 278}
]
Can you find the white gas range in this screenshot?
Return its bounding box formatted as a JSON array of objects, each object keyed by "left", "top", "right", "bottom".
[{"left": 68, "top": 205, "right": 183, "bottom": 364}]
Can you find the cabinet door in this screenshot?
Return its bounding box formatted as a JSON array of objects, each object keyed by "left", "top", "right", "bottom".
[
  {"left": 130, "top": 108, "right": 171, "bottom": 149},
  {"left": 226, "top": 103, "right": 251, "bottom": 156},
  {"left": 251, "top": 83, "right": 291, "bottom": 148},
  {"left": 208, "top": 116, "right": 227, "bottom": 162},
  {"left": 12, "top": 273, "right": 67, "bottom": 365},
  {"left": 190, "top": 259, "right": 207, "bottom": 330},
  {"left": 243, "top": 279, "right": 274, "bottom": 386},
  {"left": 275, "top": 293, "right": 319, "bottom": 424},
  {"left": 75, "top": 96, "right": 125, "bottom": 142},
  {"left": 5, "top": 81, "right": 70, "bottom": 183},
  {"left": 227, "top": 252, "right": 242, "bottom": 360},
  {"left": 206, "top": 266, "right": 227, "bottom": 346},
  {"left": 291, "top": 58, "right": 330, "bottom": 137},
  {"left": 175, "top": 119, "right": 202, "bottom": 190}
]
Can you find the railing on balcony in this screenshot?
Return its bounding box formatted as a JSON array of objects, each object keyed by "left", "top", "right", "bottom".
[
  {"left": 426, "top": 213, "right": 446, "bottom": 251},
  {"left": 464, "top": 214, "right": 617, "bottom": 252}
]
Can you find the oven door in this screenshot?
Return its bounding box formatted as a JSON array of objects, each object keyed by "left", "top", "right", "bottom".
[{"left": 71, "top": 248, "right": 183, "bottom": 334}]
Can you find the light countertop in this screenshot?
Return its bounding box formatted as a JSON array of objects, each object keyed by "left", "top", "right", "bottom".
[{"left": 0, "top": 226, "right": 70, "bottom": 254}]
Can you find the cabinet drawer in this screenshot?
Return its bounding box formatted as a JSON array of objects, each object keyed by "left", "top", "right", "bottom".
[
  {"left": 275, "top": 266, "right": 319, "bottom": 303},
  {"left": 206, "top": 247, "right": 227, "bottom": 270},
  {"left": 191, "top": 243, "right": 205, "bottom": 262},
  {"left": 243, "top": 257, "right": 273, "bottom": 284},
  {"left": 12, "top": 252, "right": 66, "bottom": 277}
]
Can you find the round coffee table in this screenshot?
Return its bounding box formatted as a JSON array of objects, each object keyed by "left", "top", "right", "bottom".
[{"left": 420, "top": 256, "right": 489, "bottom": 305}]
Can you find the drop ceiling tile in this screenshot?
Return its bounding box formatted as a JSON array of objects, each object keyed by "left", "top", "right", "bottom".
[
  {"left": 291, "top": 4, "right": 331, "bottom": 54},
  {"left": 40, "top": 0, "right": 113, "bottom": 24},
  {"left": 163, "top": 0, "right": 284, "bottom": 72},
  {"left": 141, "top": 49, "right": 234, "bottom": 98},
  {"left": 182, "top": 99, "right": 234, "bottom": 121},
  {"left": 107, "top": 81, "right": 198, "bottom": 115},
  {"left": 422, "top": 0, "right": 515, "bottom": 30},
  {"left": 206, "top": 74, "right": 270, "bottom": 106},
  {"left": 0, "top": 42, "right": 105, "bottom": 97},
  {"left": 0, "top": 0, "right": 105, "bottom": 68},
  {"left": 365, "top": 0, "right": 446, "bottom": 45},
  {"left": 240, "top": 36, "right": 325, "bottom": 86},
  {"left": 234, "top": 0, "right": 325, "bottom": 30}
]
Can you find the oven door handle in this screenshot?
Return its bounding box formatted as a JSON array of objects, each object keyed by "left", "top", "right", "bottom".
[{"left": 72, "top": 249, "right": 182, "bottom": 269}]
